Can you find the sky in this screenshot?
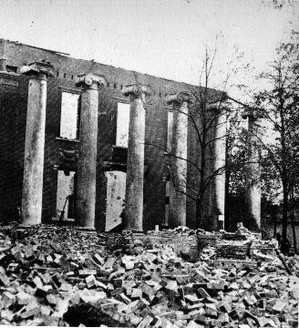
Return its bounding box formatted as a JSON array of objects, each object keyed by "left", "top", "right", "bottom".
[{"left": 0, "top": 0, "right": 298, "bottom": 98}]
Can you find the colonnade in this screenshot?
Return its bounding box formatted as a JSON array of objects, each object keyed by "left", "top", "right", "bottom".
[{"left": 19, "top": 62, "right": 228, "bottom": 231}]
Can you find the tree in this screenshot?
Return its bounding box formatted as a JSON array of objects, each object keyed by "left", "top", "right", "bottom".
[
  {"left": 252, "top": 31, "right": 299, "bottom": 252},
  {"left": 225, "top": 107, "right": 248, "bottom": 231},
  {"left": 164, "top": 48, "right": 230, "bottom": 230}
]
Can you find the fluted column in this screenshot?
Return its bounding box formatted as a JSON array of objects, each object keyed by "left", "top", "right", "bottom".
[
  {"left": 20, "top": 61, "right": 54, "bottom": 225},
  {"left": 122, "top": 84, "right": 148, "bottom": 231},
  {"left": 212, "top": 104, "right": 226, "bottom": 230},
  {"left": 166, "top": 92, "right": 190, "bottom": 227},
  {"left": 76, "top": 74, "right": 106, "bottom": 230},
  {"left": 242, "top": 108, "right": 262, "bottom": 231}
]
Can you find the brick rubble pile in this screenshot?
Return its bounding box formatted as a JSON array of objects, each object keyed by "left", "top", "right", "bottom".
[{"left": 0, "top": 225, "right": 298, "bottom": 327}]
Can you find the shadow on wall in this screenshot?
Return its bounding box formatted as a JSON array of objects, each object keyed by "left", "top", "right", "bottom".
[{"left": 0, "top": 206, "right": 21, "bottom": 224}]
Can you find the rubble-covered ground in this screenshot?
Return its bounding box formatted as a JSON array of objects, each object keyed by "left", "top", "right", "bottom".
[{"left": 0, "top": 224, "right": 298, "bottom": 327}]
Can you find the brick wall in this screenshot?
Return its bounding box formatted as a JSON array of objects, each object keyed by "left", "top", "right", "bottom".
[
  {"left": 0, "top": 72, "right": 27, "bottom": 220},
  {"left": 0, "top": 39, "right": 226, "bottom": 230}
]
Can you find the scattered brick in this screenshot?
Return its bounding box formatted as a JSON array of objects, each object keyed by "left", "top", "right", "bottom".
[{"left": 0, "top": 224, "right": 297, "bottom": 327}]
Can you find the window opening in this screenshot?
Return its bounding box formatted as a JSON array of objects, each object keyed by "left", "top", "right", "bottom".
[
  {"left": 116, "top": 102, "right": 130, "bottom": 148},
  {"left": 56, "top": 170, "right": 76, "bottom": 220},
  {"left": 60, "top": 92, "right": 80, "bottom": 139}
]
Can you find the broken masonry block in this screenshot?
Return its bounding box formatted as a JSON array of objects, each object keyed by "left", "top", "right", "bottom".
[
  {"left": 186, "top": 320, "right": 205, "bottom": 328},
  {"left": 92, "top": 253, "right": 104, "bottom": 265},
  {"left": 40, "top": 305, "right": 52, "bottom": 316},
  {"left": 165, "top": 279, "right": 178, "bottom": 292},
  {"left": 219, "top": 301, "right": 231, "bottom": 313},
  {"left": 113, "top": 278, "right": 123, "bottom": 288},
  {"left": 1, "top": 309, "right": 14, "bottom": 322},
  {"left": 51, "top": 273, "right": 62, "bottom": 288},
  {"left": 110, "top": 287, "right": 125, "bottom": 296},
  {"left": 46, "top": 294, "right": 57, "bottom": 306},
  {"left": 272, "top": 300, "right": 287, "bottom": 312},
  {"left": 41, "top": 273, "right": 52, "bottom": 285},
  {"left": 46, "top": 255, "right": 53, "bottom": 263},
  {"left": 32, "top": 276, "right": 43, "bottom": 288},
  {"left": 78, "top": 269, "right": 97, "bottom": 277},
  {"left": 130, "top": 314, "right": 143, "bottom": 325},
  {"left": 96, "top": 280, "right": 108, "bottom": 290},
  {"left": 141, "top": 283, "right": 156, "bottom": 297},
  {"left": 217, "top": 313, "right": 230, "bottom": 324},
  {"left": 16, "top": 290, "right": 33, "bottom": 305},
  {"left": 229, "top": 307, "right": 246, "bottom": 321},
  {"left": 116, "top": 292, "right": 131, "bottom": 305},
  {"left": 137, "top": 315, "right": 154, "bottom": 328},
  {"left": 0, "top": 273, "right": 10, "bottom": 287},
  {"left": 2, "top": 292, "right": 16, "bottom": 309},
  {"left": 197, "top": 287, "right": 211, "bottom": 299},
  {"left": 85, "top": 274, "right": 97, "bottom": 288},
  {"left": 103, "top": 257, "right": 116, "bottom": 270},
  {"left": 50, "top": 242, "right": 61, "bottom": 253},
  {"left": 131, "top": 288, "right": 143, "bottom": 299},
  {"left": 184, "top": 294, "right": 200, "bottom": 304},
  {"left": 20, "top": 303, "right": 41, "bottom": 319},
  {"left": 205, "top": 303, "right": 218, "bottom": 318}
]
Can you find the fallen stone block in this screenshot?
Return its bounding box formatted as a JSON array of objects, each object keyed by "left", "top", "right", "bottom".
[
  {"left": 16, "top": 290, "right": 33, "bottom": 305},
  {"left": 272, "top": 300, "right": 287, "bottom": 312}
]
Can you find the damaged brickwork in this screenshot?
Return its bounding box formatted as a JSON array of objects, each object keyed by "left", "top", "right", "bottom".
[{"left": 0, "top": 39, "right": 226, "bottom": 231}]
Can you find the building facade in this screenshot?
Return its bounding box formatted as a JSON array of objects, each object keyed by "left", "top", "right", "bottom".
[{"left": 0, "top": 39, "right": 226, "bottom": 231}]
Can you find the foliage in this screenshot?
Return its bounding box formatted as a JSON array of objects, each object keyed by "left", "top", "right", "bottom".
[
  {"left": 252, "top": 30, "right": 299, "bottom": 251},
  {"left": 226, "top": 108, "right": 248, "bottom": 197}
]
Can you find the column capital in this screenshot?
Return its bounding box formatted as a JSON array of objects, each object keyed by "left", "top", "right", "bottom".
[
  {"left": 241, "top": 107, "right": 264, "bottom": 120},
  {"left": 122, "top": 84, "right": 150, "bottom": 98},
  {"left": 166, "top": 92, "right": 192, "bottom": 105},
  {"left": 206, "top": 102, "right": 227, "bottom": 114},
  {"left": 76, "top": 74, "right": 107, "bottom": 89},
  {"left": 20, "top": 61, "right": 54, "bottom": 78}
]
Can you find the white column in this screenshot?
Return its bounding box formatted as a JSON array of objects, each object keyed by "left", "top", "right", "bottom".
[
  {"left": 122, "top": 84, "right": 148, "bottom": 231},
  {"left": 166, "top": 92, "right": 190, "bottom": 227},
  {"left": 75, "top": 74, "right": 106, "bottom": 230},
  {"left": 20, "top": 61, "right": 54, "bottom": 225},
  {"left": 213, "top": 105, "right": 226, "bottom": 230},
  {"left": 242, "top": 109, "right": 262, "bottom": 231}
]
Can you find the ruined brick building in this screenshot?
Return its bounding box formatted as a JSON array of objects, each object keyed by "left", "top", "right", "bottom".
[{"left": 0, "top": 39, "right": 228, "bottom": 232}]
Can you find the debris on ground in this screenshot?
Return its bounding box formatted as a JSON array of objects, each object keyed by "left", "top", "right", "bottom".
[{"left": 0, "top": 224, "right": 298, "bottom": 327}]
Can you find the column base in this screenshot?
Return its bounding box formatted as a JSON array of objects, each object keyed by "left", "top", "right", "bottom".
[
  {"left": 17, "top": 224, "right": 34, "bottom": 230},
  {"left": 75, "top": 226, "right": 97, "bottom": 233},
  {"left": 132, "top": 232, "right": 145, "bottom": 239}
]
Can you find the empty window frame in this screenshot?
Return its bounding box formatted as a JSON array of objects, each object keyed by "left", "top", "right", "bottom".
[
  {"left": 105, "top": 170, "right": 126, "bottom": 231},
  {"left": 6, "top": 65, "right": 18, "bottom": 73},
  {"left": 116, "top": 102, "right": 130, "bottom": 148},
  {"left": 60, "top": 92, "right": 80, "bottom": 140},
  {"left": 56, "top": 170, "right": 76, "bottom": 220}
]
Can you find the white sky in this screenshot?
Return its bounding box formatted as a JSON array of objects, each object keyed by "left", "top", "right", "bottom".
[{"left": 0, "top": 0, "right": 298, "bottom": 98}]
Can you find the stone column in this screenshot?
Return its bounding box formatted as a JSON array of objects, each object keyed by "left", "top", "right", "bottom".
[
  {"left": 212, "top": 104, "right": 226, "bottom": 230},
  {"left": 76, "top": 74, "right": 106, "bottom": 230},
  {"left": 0, "top": 58, "right": 6, "bottom": 71},
  {"left": 0, "top": 39, "right": 6, "bottom": 71},
  {"left": 242, "top": 108, "right": 262, "bottom": 231},
  {"left": 122, "top": 84, "right": 148, "bottom": 231},
  {"left": 20, "top": 61, "right": 54, "bottom": 226},
  {"left": 166, "top": 92, "right": 190, "bottom": 227}
]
